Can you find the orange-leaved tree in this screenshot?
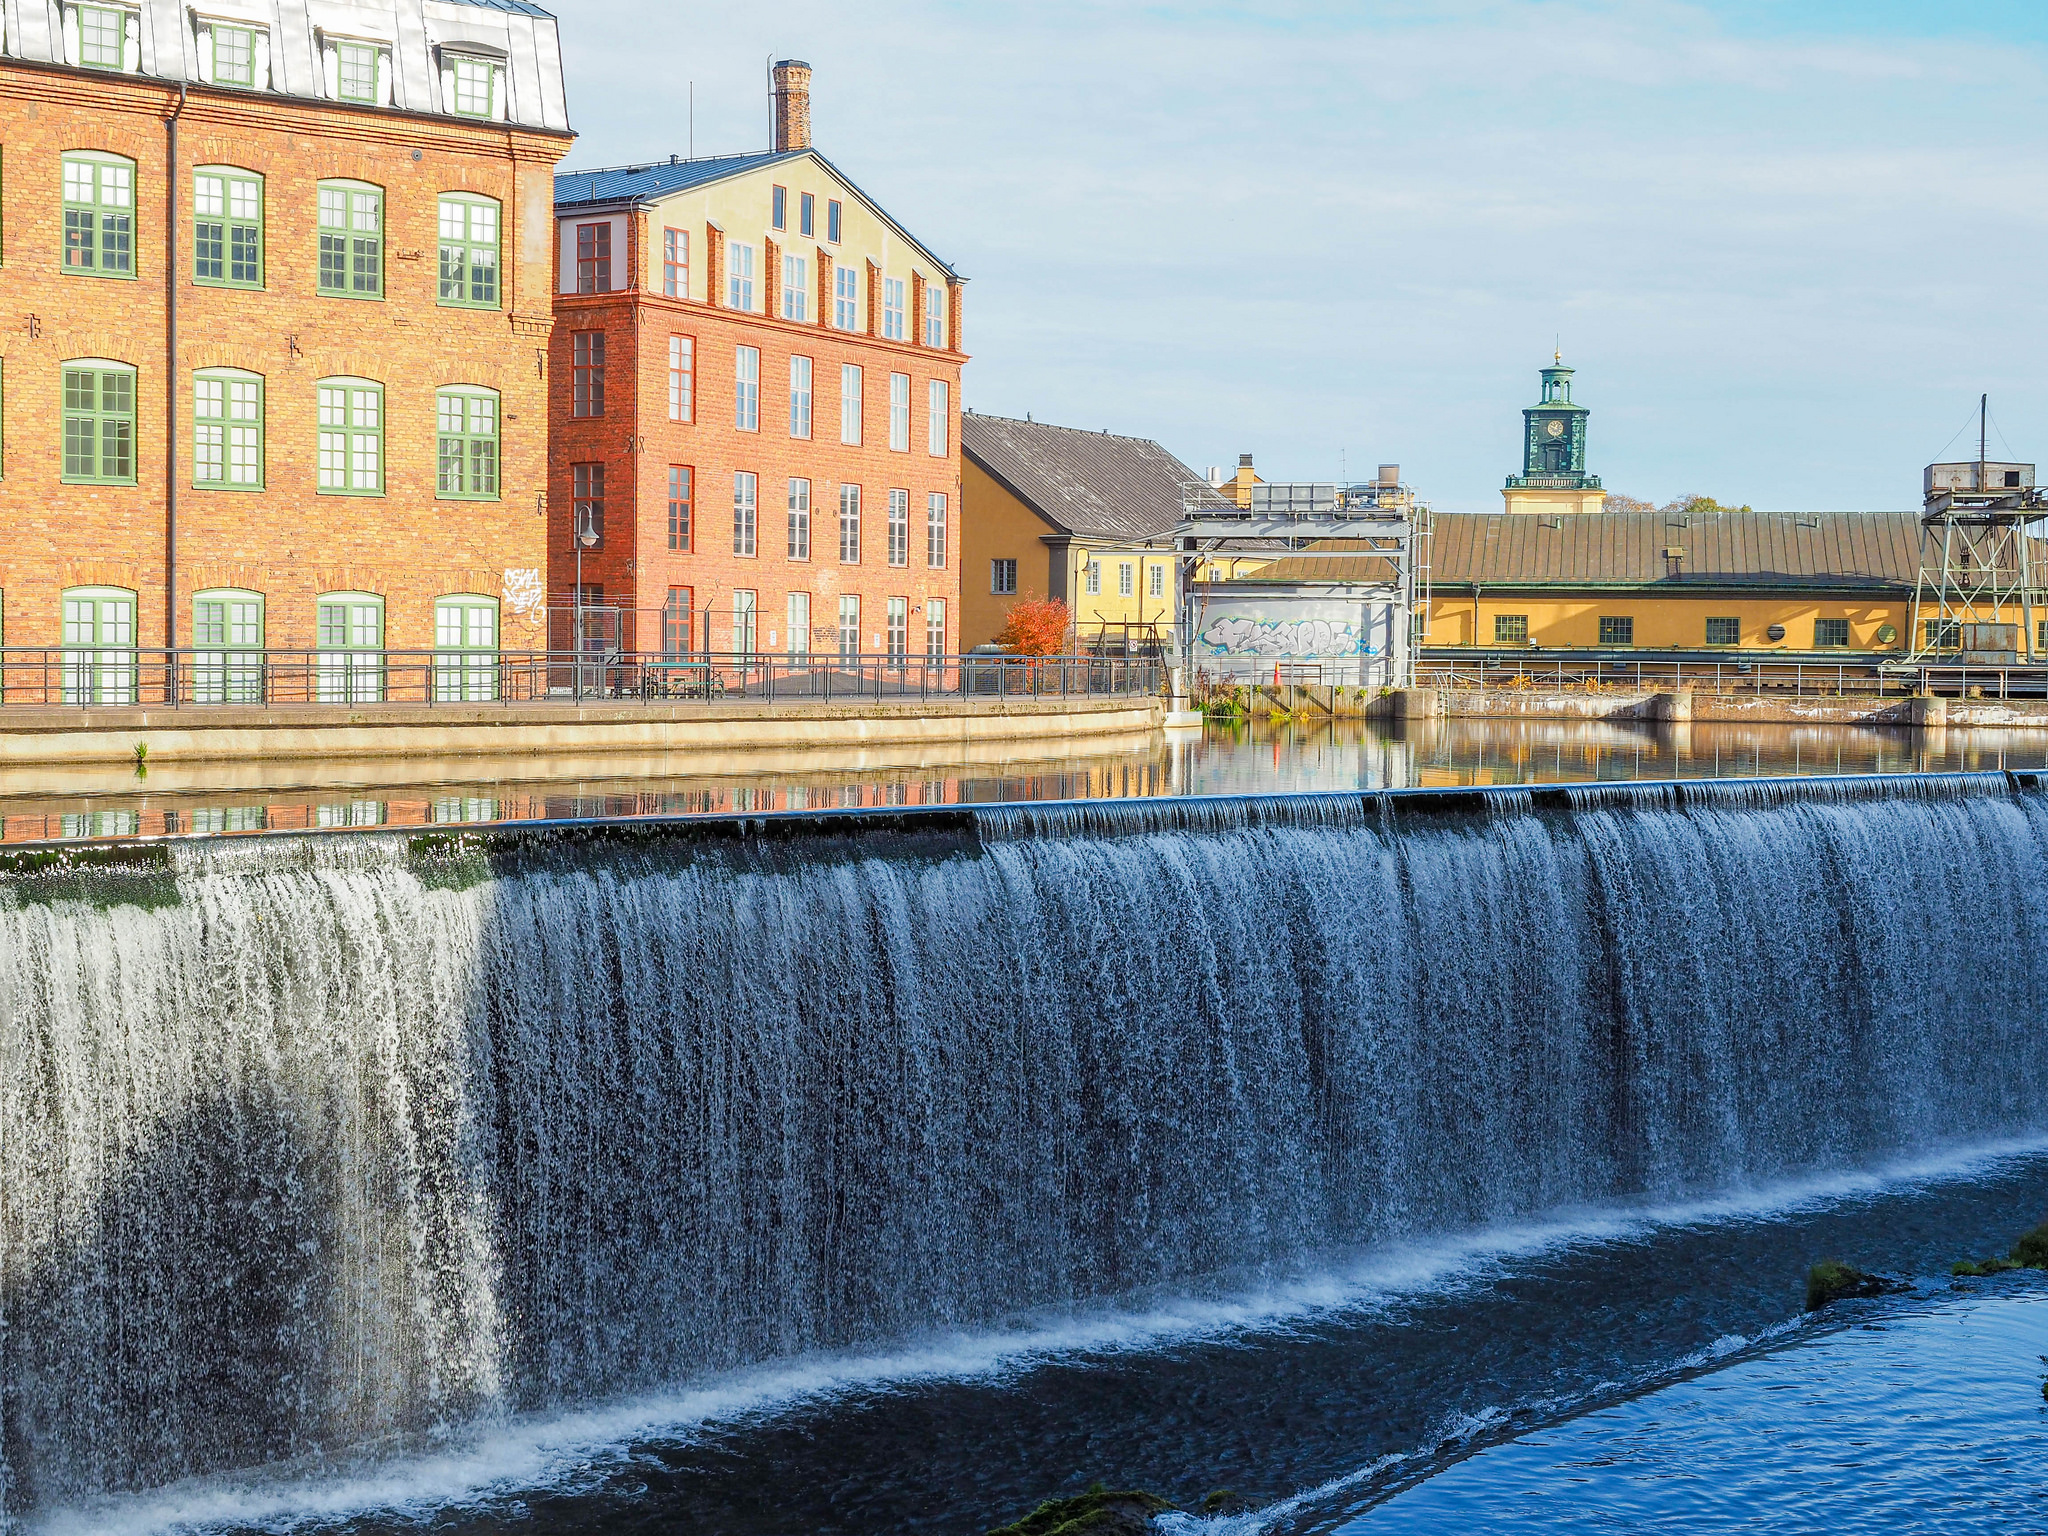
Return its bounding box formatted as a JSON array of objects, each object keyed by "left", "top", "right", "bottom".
[{"left": 997, "top": 594, "right": 1071, "bottom": 658}]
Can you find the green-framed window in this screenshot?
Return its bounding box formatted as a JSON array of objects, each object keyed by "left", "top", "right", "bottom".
[
  {"left": 334, "top": 40, "right": 381, "bottom": 103},
  {"left": 1597, "top": 615, "right": 1634, "bottom": 647},
  {"left": 1494, "top": 614, "right": 1528, "bottom": 643},
  {"left": 61, "top": 586, "right": 136, "bottom": 703},
  {"left": 437, "top": 194, "right": 500, "bottom": 307},
  {"left": 1815, "top": 618, "right": 1851, "bottom": 648},
  {"left": 436, "top": 387, "right": 499, "bottom": 499},
  {"left": 62, "top": 153, "right": 134, "bottom": 276},
  {"left": 194, "top": 168, "right": 262, "bottom": 287},
  {"left": 192, "top": 588, "right": 264, "bottom": 703},
  {"left": 74, "top": 5, "right": 131, "bottom": 70},
  {"left": 317, "top": 591, "right": 384, "bottom": 702},
  {"left": 62, "top": 361, "right": 135, "bottom": 483},
  {"left": 446, "top": 54, "right": 503, "bottom": 118},
  {"left": 317, "top": 378, "right": 382, "bottom": 493},
  {"left": 317, "top": 181, "right": 382, "bottom": 297},
  {"left": 1705, "top": 616, "right": 1740, "bottom": 645},
  {"left": 210, "top": 24, "right": 257, "bottom": 86},
  {"left": 193, "top": 370, "right": 262, "bottom": 489},
  {"left": 434, "top": 596, "right": 499, "bottom": 701}
]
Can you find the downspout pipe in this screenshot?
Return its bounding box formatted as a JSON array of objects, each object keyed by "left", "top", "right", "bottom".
[{"left": 165, "top": 82, "right": 188, "bottom": 660}]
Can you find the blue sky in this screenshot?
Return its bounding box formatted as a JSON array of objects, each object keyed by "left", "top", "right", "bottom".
[{"left": 558, "top": 1, "right": 2048, "bottom": 511}]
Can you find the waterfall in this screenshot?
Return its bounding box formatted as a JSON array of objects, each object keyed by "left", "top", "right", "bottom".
[{"left": 5, "top": 773, "right": 2048, "bottom": 1516}]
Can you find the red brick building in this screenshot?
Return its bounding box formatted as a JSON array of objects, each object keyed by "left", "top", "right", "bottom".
[
  {"left": 548, "top": 61, "right": 966, "bottom": 662},
  {"left": 0, "top": 0, "right": 572, "bottom": 701}
]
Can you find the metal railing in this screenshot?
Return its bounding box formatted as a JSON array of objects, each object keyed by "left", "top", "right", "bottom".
[
  {"left": 1413, "top": 654, "right": 2048, "bottom": 699},
  {"left": 0, "top": 648, "right": 1166, "bottom": 709}
]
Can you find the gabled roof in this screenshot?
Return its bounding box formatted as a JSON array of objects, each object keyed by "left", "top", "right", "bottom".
[
  {"left": 1245, "top": 509, "right": 1946, "bottom": 590},
  {"left": 553, "top": 148, "right": 960, "bottom": 278},
  {"left": 963, "top": 413, "right": 1201, "bottom": 546}
]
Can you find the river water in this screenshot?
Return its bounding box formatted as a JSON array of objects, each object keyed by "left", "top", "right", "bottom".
[{"left": 5, "top": 771, "right": 2047, "bottom": 1533}]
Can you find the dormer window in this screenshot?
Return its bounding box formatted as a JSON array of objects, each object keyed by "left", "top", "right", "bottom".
[
  {"left": 442, "top": 50, "right": 505, "bottom": 119},
  {"left": 196, "top": 17, "right": 270, "bottom": 90},
  {"left": 67, "top": 3, "right": 138, "bottom": 72},
  {"left": 321, "top": 34, "right": 390, "bottom": 106}
]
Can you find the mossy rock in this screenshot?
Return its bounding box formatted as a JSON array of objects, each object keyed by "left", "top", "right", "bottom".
[
  {"left": 1952, "top": 1256, "right": 2023, "bottom": 1277},
  {"left": 2011, "top": 1222, "right": 2048, "bottom": 1269},
  {"left": 986, "top": 1488, "right": 1174, "bottom": 1536},
  {"left": 1805, "top": 1259, "right": 1908, "bottom": 1311},
  {"left": 1201, "top": 1489, "right": 1251, "bottom": 1516}
]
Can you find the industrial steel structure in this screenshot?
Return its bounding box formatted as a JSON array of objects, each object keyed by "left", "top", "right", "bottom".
[{"left": 1906, "top": 397, "right": 2048, "bottom": 665}]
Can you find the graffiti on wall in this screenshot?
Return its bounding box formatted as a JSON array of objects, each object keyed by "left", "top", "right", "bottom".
[{"left": 1196, "top": 614, "right": 1379, "bottom": 659}]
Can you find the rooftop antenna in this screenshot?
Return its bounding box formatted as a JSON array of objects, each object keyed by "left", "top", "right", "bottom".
[
  {"left": 1980, "top": 391, "right": 1988, "bottom": 488},
  {"left": 688, "top": 81, "right": 694, "bottom": 159}
]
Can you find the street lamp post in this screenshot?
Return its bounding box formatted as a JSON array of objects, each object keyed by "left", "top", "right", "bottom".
[{"left": 574, "top": 517, "right": 597, "bottom": 701}]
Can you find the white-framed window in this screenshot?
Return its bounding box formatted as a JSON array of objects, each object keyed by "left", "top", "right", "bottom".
[
  {"left": 663, "top": 227, "right": 688, "bottom": 297},
  {"left": 191, "top": 588, "right": 264, "bottom": 704},
  {"left": 193, "top": 369, "right": 263, "bottom": 489},
  {"left": 434, "top": 596, "right": 498, "bottom": 701},
  {"left": 70, "top": 4, "right": 138, "bottom": 72},
  {"left": 839, "top": 484, "right": 861, "bottom": 563},
  {"left": 733, "top": 470, "right": 758, "bottom": 556},
  {"left": 728, "top": 242, "right": 756, "bottom": 311},
  {"left": 316, "top": 377, "right": 383, "bottom": 493},
  {"left": 837, "top": 594, "right": 860, "bottom": 661},
  {"left": 668, "top": 335, "right": 693, "bottom": 422},
  {"left": 317, "top": 591, "right": 384, "bottom": 702},
  {"left": 927, "top": 492, "right": 948, "bottom": 569},
  {"left": 887, "top": 489, "right": 909, "bottom": 567},
  {"left": 1119, "top": 561, "right": 1135, "bottom": 598},
  {"left": 1150, "top": 563, "right": 1166, "bottom": 598},
  {"left": 928, "top": 379, "right": 949, "bottom": 456},
  {"left": 886, "top": 597, "right": 908, "bottom": 662},
  {"left": 991, "top": 558, "right": 1017, "bottom": 595},
  {"left": 789, "top": 355, "right": 813, "bottom": 439},
  {"left": 443, "top": 52, "right": 505, "bottom": 120},
  {"left": 788, "top": 477, "right": 811, "bottom": 560},
  {"left": 889, "top": 373, "right": 910, "bottom": 452},
  {"left": 840, "top": 364, "right": 862, "bottom": 445},
  {"left": 61, "top": 585, "right": 136, "bottom": 703},
  {"left": 926, "top": 597, "right": 946, "bottom": 658},
  {"left": 734, "top": 589, "right": 758, "bottom": 657},
  {"left": 787, "top": 592, "right": 811, "bottom": 657},
  {"left": 833, "top": 263, "right": 859, "bottom": 330},
  {"left": 782, "top": 254, "right": 808, "bottom": 321},
  {"left": 735, "top": 345, "right": 760, "bottom": 431},
  {"left": 883, "top": 277, "right": 906, "bottom": 341},
  {"left": 1085, "top": 560, "right": 1101, "bottom": 596},
  {"left": 924, "top": 282, "right": 947, "bottom": 348}
]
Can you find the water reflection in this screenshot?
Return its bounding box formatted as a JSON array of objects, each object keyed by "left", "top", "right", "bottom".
[{"left": 8, "top": 718, "right": 2048, "bottom": 842}]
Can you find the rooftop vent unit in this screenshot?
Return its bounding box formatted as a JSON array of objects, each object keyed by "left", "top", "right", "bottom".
[{"left": 1926, "top": 461, "right": 2034, "bottom": 493}]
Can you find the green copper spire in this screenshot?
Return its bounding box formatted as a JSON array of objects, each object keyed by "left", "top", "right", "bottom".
[{"left": 1507, "top": 357, "right": 1600, "bottom": 490}]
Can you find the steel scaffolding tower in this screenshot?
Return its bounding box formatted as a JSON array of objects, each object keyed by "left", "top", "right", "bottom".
[{"left": 1907, "top": 396, "right": 2048, "bottom": 663}]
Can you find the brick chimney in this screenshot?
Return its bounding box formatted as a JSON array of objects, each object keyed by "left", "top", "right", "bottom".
[{"left": 772, "top": 60, "right": 812, "bottom": 152}]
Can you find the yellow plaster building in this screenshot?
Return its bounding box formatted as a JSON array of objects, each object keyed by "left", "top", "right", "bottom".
[{"left": 960, "top": 414, "right": 1194, "bottom": 650}]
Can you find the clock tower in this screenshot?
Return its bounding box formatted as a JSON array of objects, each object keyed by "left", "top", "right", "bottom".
[{"left": 1503, "top": 357, "right": 1604, "bottom": 515}]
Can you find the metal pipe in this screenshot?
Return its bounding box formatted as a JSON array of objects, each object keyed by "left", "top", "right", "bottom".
[{"left": 164, "top": 82, "right": 189, "bottom": 670}]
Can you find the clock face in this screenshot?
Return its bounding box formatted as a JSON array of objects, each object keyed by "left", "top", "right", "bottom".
[{"left": 1545, "top": 419, "right": 1566, "bottom": 438}]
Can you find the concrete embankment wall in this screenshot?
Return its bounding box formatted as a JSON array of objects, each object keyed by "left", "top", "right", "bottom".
[
  {"left": 0, "top": 697, "right": 1162, "bottom": 767},
  {"left": 1377, "top": 689, "right": 2048, "bottom": 728}
]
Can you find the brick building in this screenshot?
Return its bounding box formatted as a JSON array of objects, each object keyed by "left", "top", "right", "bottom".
[
  {"left": 549, "top": 61, "right": 966, "bottom": 662},
  {"left": 0, "top": 0, "right": 572, "bottom": 702}
]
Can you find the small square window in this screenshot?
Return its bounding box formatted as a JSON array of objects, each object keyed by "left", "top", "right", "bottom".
[
  {"left": 212, "top": 25, "right": 256, "bottom": 86},
  {"left": 991, "top": 558, "right": 1017, "bottom": 596},
  {"left": 1597, "top": 615, "right": 1633, "bottom": 647},
  {"left": 78, "top": 5, "right": 128, "bottom": 69},
  {"left": 336, "top": 41, "right": 378, "bottom": 102},
  {"left": 1494, "top": 614, "right": 1528, "bottom": 643},
  {"left": 1705, "top": 616, "right": 1739, "bottom": 645},
  {"left": 1814, "top": 618, "right": 1850, "bottom": 648}
]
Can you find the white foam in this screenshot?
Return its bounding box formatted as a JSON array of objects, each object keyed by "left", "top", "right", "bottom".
[{"left": 31, "top": 1132, "right": 2048, "bottom": 1536}]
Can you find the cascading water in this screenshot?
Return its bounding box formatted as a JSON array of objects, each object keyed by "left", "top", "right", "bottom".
[{"left": 5, "top": 773, "right": 2048, "bottom": 1519}]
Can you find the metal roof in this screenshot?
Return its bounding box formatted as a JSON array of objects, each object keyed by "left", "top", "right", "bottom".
[
  {"left": 1245, "top": 509, "right": 1936, "bottom": 590},
  {"left": 554, "top": 151, "right": 794, "bottom": 207},
  {"left": 446, "top": 0, "right": 556, "bottom": 14},
  {"left": 963, "top": 414, "right": 1203, "bottom": 546}
]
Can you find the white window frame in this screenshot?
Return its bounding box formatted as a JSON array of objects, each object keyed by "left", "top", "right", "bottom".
[
  {"left": 787, "top": 591, "right": 811, "bottom": 657},
  {"left": 888, "top": 372, "right": 910, "bottom": 452},
  {"left": 840, "top": 364, "right": 862, "bottom": 446},
  {"left": 924, "top": 282, "right": 947, "bottom": 348},
  {"left": 833, "top": 263, "right": 859, "bottom": 330},
  {"left": 668, "top": 335, "right": 693, "bottom": 422},
  {"left": 1085, "top": 559, "right": 1101, "bottom": 596},
  {"left": 837, "top": 594, "right": 860, "bottom": 662},
  {"left": 733, "top": 470, "right": 758, "bottom": 556},
  {"left": 782, "top": 253, "right": 808, "bottom": 321},
  {"left": 1119, "top": 561, "right": 1135, "bottom": 598},
  {"left": 883, "top": 277, "right": 906, "bottom": 340},
  {"left": 735, "top": 345, "right": 760, "bottom": 432},
  {"left": 788, "top": 477, "right": 811, "bottom": 560},
  {"left": 927, "top": 378, "right": 949, "bottom": 457},
  {"left": 839, "top": 484, "right": 861, "bottom": 564},
  {"left": 925, "top": 597, "right": 946, "bottom": 658},
  {"left": 789, "top": 354, "right": 813, "bottom": 439},
  {"left": 887, "top": 489, "right": 910, "bottom": 568},
  {"left": 734, "top": 589, "right": 758, "bottom": 657},
  {"left": 927, "top": 492, "right": 948, "bottom": 570},
  {"left": 728, "top": 242, "right": 756, "bottom": 311},
  {"left": 886, "top": 597, "right": 908, "bottom": 663},
  {"left": 1150, "top": 563, "right": 1166, "bottom": 598}
]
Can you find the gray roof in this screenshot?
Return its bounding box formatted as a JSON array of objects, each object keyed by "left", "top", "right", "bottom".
[
  {"left": 554, "top": 151, "right": 794, "bottom": 207},
  {"left": 962, "top": 413, "right": 1201, "bottom": 545},
  {"left": 1247, "top": 509, "right": 1948, "bottom": 590},
  {"left": 2, "top": 0, "right": 571, "bottom": 132}
]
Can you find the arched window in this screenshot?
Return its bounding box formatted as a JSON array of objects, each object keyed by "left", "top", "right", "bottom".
[
  {"left": 194, "top": 166, "right": 263, "bottom": 287},
  {"left": 61, "top": 584, "right": 136, "bottom": 704},
  {"left": 193, "top": 368, "right": 263, "bottom": 489},
  {"left": 191, "top": 587, "right": 264, "bottom": 703},
  {"left": 316, "top": 179, "right": 383, "bottom": 298},
  {"left": 316, "top": 377, "right": 383, "bottom": 494},
  {"left": 434, "top": 595, "right": 498, "bottom": 701},
  {"left": 61, "top": 359, "right": 136, "bottom": 484},
  {"left": 438, "top": 194, "right": 500, "bottom": 307},
  {"left": 62, "top": 152, "right": 136, "bottom": 275},
  {"left": 435, "top": 386, "right": 499, "bottom": 498},
  {"left": 316, "top": 591, "right": 384, "bottom": 702}
]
